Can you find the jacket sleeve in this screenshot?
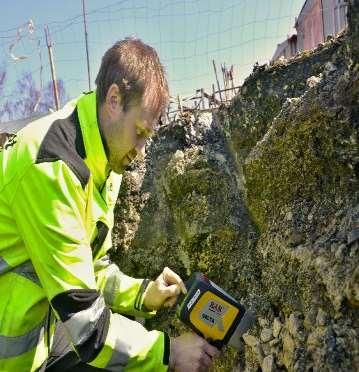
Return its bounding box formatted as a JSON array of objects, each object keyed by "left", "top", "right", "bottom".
[
  {"left": 10, "top": 161, "right": 169, "bottom": 370},
  {"left": 95, "top": 255, "right": 157, "bottom": 318},
  {"left": 92, "top": 172, "right": 157, "bottom": 318}
]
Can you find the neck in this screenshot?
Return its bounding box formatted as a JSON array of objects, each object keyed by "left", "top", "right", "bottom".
[{"left": 97, "top": 104, "right": 110, "bottom": 159}]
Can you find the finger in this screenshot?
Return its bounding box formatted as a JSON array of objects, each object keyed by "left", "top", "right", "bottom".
[
  {"left": 162, "top": 283, "right": 181, "bottom": 298},
  {"left": 163, "top": 296, "right": 178, "bottom": 308},
  {"left": 163, "top": 267, "right": 187, "bottom": 294},
  {"left": 203, "top": 341, "right": 220, "bottom": 358},
  {"left": 199, "top": 353, "right": 213, "bottom": 370}
]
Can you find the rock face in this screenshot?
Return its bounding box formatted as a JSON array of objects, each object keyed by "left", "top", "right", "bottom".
[{"left": 112, "top": 2, "right": 359, "bottom": 371}]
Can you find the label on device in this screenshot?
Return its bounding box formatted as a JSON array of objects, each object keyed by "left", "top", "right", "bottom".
[
  {"left": 200, "top": 300, "right": 228, "bottom": 331},
  {"left": 190, "top": 291, "right": 239, "bottom": 341},
  {"left": 187, "top": 289, "right": 201, "bottom": 310}
]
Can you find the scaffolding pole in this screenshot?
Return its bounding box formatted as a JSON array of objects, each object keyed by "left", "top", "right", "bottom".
[
  {"left": 44, "top": 25, "right": 60, "bottom": 111},
  {"left": 82, "top": 0, "right": 91, "bottom": 91},
  {"left": 212, "top": 60, "right": 223, "bottom": 102}
]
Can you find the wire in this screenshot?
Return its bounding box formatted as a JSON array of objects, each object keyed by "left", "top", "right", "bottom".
[{"left": 1, "top": 0, "right": 342, "bottom": 114}]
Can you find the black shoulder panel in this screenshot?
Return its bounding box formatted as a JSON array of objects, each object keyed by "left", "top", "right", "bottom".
[
  {"left": 51, "top": 288, "right": 100, "bottom": 322},
  {"left": 50, "top": 289, "right": 110, "bottom": 365},
  {"left": 36, "top": 109, "right": 90, "bottom": 188}
]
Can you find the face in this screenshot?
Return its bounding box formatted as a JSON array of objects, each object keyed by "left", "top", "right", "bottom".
[{"left": 100, "top": 84, "right": 157, "bottom": 174}]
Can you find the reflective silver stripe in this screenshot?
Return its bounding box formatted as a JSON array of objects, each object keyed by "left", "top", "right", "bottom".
[
  {"left": 95, "top": 256, "right": 117, "bottom": 306},
  {"left": 105, "top": 338, "right": 128, "bottom": 371},
  {"left": 94, "top": 255, "right": 111, "bottom": 270},
  {"left": 103, "top": 265, "right": 120, "bottom": 307},
  {"left": 0, "top": 318, "right": 45, "bottom": 358},
  {"left": 0, "top": 256, "right": 10, "bottom": 275},
  {"left": 63, "top": 296, "right": 106, "bottom": 345},
  {"left": 134, "top": 279, "right": 150, "bottom": 311},
  {"left": 104, "top": 313, "right": 151, "bottom": 371},
  {"left": 12, "top": 260, "right": 41, "bottom": 287}
]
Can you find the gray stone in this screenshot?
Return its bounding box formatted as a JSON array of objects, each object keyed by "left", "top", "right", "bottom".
[
  {"left": 345, "top": 266, "right": 359, "bottom": 307},
  {"left": 324, "top": 61, "right": 337, "bottom": 74},
  {"left": 306, "top": 75, "right": 322, "bottom": 88},
  {"left": 261, "top": 328, "right": 274, "bottom": 343},
  {"left": 335, "top": 243, "right": 346, "bottom": 260},
  {"left": 242, "top": 334, "right": 259, "bottom": 347},
  {"left": 272, "top": 318, "right": 283, "bottom": 338},
  {"left": 289, "top": 231, "right": 305, "bottom": 246},
  {"left": 282, "top": 330, "right": 296, "bottom": 369},
  {"left": 254, "top": 344, "right": 265, "bottom": 364},
  {"left": 262, "top": 354, "right": 276, "bottom": 372},
  {"left": 304, "top": 308, "right": 316, "bottom": 330},
  {"left": 316, "top": 308, "right": 329, "bottom": 326},
  {"left": 285, "top": 211, "right": 293, "bottom": 221},
  {"left": 288, "top": 313, "right": 302, "bottom": 336},
  {"left": 269, "top": 338, "right": 281, "bottom": 348},
  {"left": 258, "top": 317, "right": 270, "bottom": 327},
  {"left": 262, "top": 342, "right": 271, "bottom": 356}
]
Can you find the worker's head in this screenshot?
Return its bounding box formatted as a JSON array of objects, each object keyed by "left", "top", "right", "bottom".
[{"left": 96, "top": 37, "right": 169, "bottom": 173}]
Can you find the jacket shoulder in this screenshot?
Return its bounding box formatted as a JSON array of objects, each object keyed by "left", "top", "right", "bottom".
[{"left": 36, "top": 109, "right": 90, "bottom": 189}]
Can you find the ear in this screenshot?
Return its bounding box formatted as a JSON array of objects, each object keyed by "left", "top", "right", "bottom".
[{"left": 105, "top": 83, "right": 122, "bottom": 114}]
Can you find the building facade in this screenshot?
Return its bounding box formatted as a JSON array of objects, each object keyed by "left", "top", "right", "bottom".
[
  {"left": 295, "top": 0, "right": 325, "bottom": 51},
  {"left": 272, "top": 0, "right": 348, "bottom": 61},
  {"left": 271, "top": 35, "right": 298, "bottom": 61},
  {"left": 322, "top": 0, "right": 348, "bottom": 38}
]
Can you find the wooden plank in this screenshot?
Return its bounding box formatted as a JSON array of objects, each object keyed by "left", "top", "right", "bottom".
[{"left": 212, "top": 60, "right": 223, "bottom": 102}]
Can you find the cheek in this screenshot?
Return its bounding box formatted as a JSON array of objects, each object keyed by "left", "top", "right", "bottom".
[
  {"left": 108, "top": 130, "right": 124, "bottom": 153},
  {"left": 108, "top": 137, "right": 131, "bottom": 164},
  {"left": 107, "top": 121, "right": 138, "bottom": 160}
]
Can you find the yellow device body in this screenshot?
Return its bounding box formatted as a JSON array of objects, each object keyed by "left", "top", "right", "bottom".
[
  {"left": 177, "top": 272, "right": 255, "bottom": 349},
  {"left": 189, "top": 291, "right": 239, "bottom": 342}
]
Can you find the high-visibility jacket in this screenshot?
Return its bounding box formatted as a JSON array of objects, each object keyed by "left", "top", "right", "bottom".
[{"left": 0, "top": 91, "right": 169, "bottom": 371}]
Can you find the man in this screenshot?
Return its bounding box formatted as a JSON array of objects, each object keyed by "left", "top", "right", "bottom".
[{"left": 0, "top": 38, "right": 218, "bottom": 371}]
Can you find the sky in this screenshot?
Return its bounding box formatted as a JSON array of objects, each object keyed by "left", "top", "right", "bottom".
[{"left": 0, "top": 0, "right": 305, "bottom": 103}]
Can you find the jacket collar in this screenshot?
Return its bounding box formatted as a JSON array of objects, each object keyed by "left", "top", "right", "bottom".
[{"left": 76, "top": 91, "right": 109, "bottom": 188}]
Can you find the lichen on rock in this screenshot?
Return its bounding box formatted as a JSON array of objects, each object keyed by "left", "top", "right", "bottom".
[{"left": 111, "top": 2, "right": 359, "bottom": 370}]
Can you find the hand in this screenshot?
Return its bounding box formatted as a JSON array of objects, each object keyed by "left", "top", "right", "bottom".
[
  {"left": 169, "top": 333, "right": 220, "bottom": 372},
  {"left": 143, "top": 267, "right": 187, "bottom": 311}
]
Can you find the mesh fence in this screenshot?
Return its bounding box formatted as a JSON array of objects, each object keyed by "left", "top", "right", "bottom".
[{"left": 0, "top": 0, "right": 348, "bottom": 121}]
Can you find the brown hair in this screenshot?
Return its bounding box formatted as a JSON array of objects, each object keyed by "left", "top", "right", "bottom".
[{"left": 95, "top": 37, "right": 169, "bottom": 118}]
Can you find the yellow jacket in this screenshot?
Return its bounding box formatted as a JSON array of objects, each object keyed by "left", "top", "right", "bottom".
[{"left": 0, "top": 92, "right": 169, "bottom": 371}]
